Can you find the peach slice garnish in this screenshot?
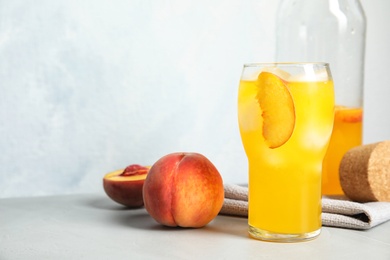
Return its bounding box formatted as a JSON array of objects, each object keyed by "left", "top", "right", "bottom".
[
  {"left": 256, "top": 71, "right": 296, "bottom": 148},
  {"left": 335, "top": 106, "right": 363, "bottom": 123}
]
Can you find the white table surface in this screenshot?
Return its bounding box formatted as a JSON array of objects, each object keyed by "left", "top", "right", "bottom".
[{"left": 1, "top": 193, "right": 390, "bottom": 260}]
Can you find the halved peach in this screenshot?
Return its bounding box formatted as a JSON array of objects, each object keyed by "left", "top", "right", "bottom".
[
  {"left": 103, "top": 164, "right": 150, "bottom": 208},
  {"left": 256, "top": 71, "right": 296, "bottom": 148}
]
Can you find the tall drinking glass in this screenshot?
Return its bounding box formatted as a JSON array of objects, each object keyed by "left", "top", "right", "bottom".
[{"left": 238, "top": 63, "right": 335, "bottom": 242}]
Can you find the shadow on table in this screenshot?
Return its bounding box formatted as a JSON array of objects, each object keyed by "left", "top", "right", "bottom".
[
  {"left": 112, "top": 209, "right": 250, "bottom": 238},
  {"left": 85, "top": 196, "right": 249, "bottom": 237},
  {"left": 85, "top": 197, "right": 184, "bottom": 231},
  {"left": 205, "top": 214, "right": 248, "bottom": 238}
]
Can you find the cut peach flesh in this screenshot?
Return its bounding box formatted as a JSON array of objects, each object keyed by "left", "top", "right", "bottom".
[
  {"left": 335, "top": 106, "right": 362, "bottom": 123},
  {"left": 104, "top": 169, "right": 147, "bottom": 181},
  {"left": 256, "top": 71, "right": 296, "bottom": 148}
]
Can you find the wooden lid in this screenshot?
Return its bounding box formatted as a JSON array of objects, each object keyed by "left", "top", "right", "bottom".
[{"left": 339, "top": 141, "right": 390, "bottom": 202}]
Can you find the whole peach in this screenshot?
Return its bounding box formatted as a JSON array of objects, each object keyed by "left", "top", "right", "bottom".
[
  {"left": 103, "top": 164, "right": 149, "bottom": 208},
  {"left": 143, "top": 152, "right": 224, "bottom": 228}
]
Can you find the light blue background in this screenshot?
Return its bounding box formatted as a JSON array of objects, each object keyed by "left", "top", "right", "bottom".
[{"left": 1, "top": 0, "right": 389, "bottom": 198}]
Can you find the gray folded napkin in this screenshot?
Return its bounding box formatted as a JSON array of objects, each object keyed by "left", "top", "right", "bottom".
[{"left": 220, "top": 184, "right": 390, "bottom": 230}]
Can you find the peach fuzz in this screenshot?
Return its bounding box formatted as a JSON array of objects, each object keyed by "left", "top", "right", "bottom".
[
  {"left": 103, "top": 164, "right": 149, "bottom": 208},
  {"left": 143, "top": 152, "right": 224, "bottom": 228}
]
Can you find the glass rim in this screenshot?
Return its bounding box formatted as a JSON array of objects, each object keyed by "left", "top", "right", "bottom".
[{"left": 243, "top": 62, "right": 329, "bottom": 67}]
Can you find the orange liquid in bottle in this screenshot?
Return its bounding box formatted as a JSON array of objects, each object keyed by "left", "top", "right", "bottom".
[{"left": 322, "top": 106, "right": 363, "bottom": 195}]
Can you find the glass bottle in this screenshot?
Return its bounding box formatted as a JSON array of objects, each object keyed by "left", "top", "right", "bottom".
[{"left": 275, "top": 0, "right": 366, "bottom": 195}]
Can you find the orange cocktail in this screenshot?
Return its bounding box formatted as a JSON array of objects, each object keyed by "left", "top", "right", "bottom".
[
  {"left": 238, "top": 63, "right": 334, "bottom": 242},
  {"left": 322, "top": 106, "right": 363, "bottom": 195}
]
